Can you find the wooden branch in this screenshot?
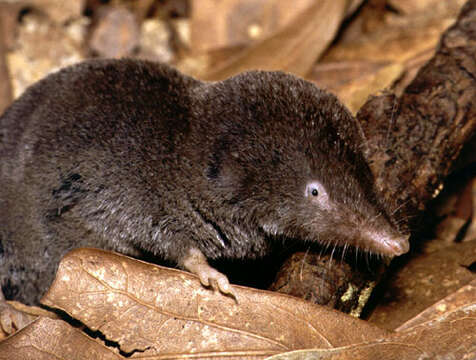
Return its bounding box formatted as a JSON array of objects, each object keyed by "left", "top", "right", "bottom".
[{"left": 357, "top": 0, "right": 476, "bottom": 222}]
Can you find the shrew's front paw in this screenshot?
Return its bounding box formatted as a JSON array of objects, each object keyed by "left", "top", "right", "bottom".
[
  {"left": 0, "top": 299, "right": 35, "bottom": 335},
  {"left": 181, "top": 248, "right": 236, "bottom": 299}
]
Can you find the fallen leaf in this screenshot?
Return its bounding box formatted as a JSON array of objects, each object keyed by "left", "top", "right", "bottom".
[
  {"left": 322, "top": 13, "right": 455, "bottom": 65},
  {"left": 397, "top": 278, "right": 476, "bottom": 331},
  {"left": 313, "top": 61, "right": 404, "bottom": 114},
  {"left": 0, "top": 300, "right": 59, "bottom": 339},
  {"left": 0, "top": 1, "right": 23, "bottom": 50},
  {"left": 6, "top": 301, "right": 58, "bottom": 320},
  {"left": 201, "top": 0, "right": 363, "bottom": 80},
  {"left": 310, "top": 1, "right": 463, "bottom": 111},
  {"left": 41, "top": 248, "right": 389, "bottom": 358},
  {"left": 388, "top": 0, "right": 466, "bottom": 15},
  {"left": 7, "top": 12, "right": 85, "bottom": 98},
  {"left": 0, "top": 7, "right": 12, "bottom": 114},
  {"left": 265, "top": 280, "right": 476, "bottom": 360},
  {"left": 28, "top": 0, "right": 84, "bottom": 24},
  {"left": 190, "top": 0, "right": 315, "bottom": 52},
  {"left": 368, "top": 240, "right": 476, "bottom": 330},
  {"left": 0, "top": 317, "right": 122, "bottom": 360}
]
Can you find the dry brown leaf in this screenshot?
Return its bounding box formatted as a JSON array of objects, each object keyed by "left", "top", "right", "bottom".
[
  {"left": 41, "top": 248, "right": 389, "bottom": 358},
  {"left": 0, "top": 6, "right": 12, "bottom": 115},
  {"left": 0, "top": 300, "right": 58, "bottom": 340},
  {"left": 6, "top": 301, "right": 58, "bottom": 320},
  {"left": 27, "top": 0, "right": 84, "bottom": 24},
  {"left": 397, "top": 278, "right": 476, "bottom": 331},
  {"left": 266, "top": 280, "right": 476, "bottom": 359},
  {"left": 309, "top": 48, "right": 436, "bottom": 113},
  {"left": 323, "top": 12, "right": 455, "bottom": 65},
  {"left": 190, "top": 0, "right": 315, "bottom": 52},
  {"left": 310, "top": 60, "right": 390, "bottom": 89},
  {"left": 368, "top": 240, "right": 476, "bottom": 330},
  {"left": 311, "top": 61, "right": 404, "bottom": 114},
  {"left": 311, "top": 2, "right": 463, "bottom": 112},
  {"left": 388, "top": 0, "right": 466, "bottom": 15},
  {"left": 0, "top": 1, "right": 24, "bottom": 50},
  {"left": 0, "top": 317, "right": 122, "bottom": 360},
  {"left": 201, "top": 0, "right": 363, "bottom": 80},
  {"left": 7, "top": 12, "right": 85, "bottom": 98}
]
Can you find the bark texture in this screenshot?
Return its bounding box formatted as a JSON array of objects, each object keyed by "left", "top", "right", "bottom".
[{"left": 358, "top": 0, "right": 476, "bottom": 223}]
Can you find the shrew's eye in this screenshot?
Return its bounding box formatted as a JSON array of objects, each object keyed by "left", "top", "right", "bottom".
[
  {"left": 305, "top": 181, "right": 326, "bottom": 199},
  {"left": 305, "top": 180, "right": 331, "bottom": 209}
]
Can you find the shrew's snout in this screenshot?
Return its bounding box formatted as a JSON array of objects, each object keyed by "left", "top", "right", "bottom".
[{"left": 363, "top": 230, "right": 410, "bottom": 256}]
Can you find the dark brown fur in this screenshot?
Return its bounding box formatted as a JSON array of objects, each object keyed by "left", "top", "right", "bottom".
[{"left": 0, "top": 59, "right": 408, "bottom": 304}]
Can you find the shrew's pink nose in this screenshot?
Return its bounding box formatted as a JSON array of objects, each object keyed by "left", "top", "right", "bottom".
[{"left": 364, "top": 230, "right": 410, "bottom": 256}]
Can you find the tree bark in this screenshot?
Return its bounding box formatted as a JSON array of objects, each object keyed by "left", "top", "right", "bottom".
[{"left": 357, "top": 0, "right": 476, "bottom": 223}]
